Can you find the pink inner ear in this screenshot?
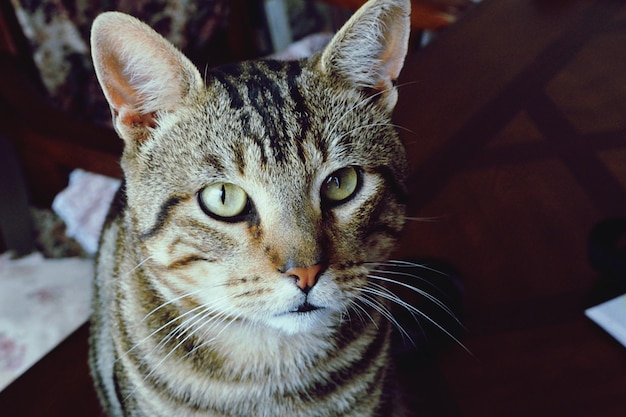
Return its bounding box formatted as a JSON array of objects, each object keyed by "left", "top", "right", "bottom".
[
  {"left": 378, "top": 31, "right": 408, "bottom": 89},
  {"left": 101, "top": 54, "right": 145, "bottom": 115},
  {"left": 117, "top": 105, "right": 157, "bottom": 142}
]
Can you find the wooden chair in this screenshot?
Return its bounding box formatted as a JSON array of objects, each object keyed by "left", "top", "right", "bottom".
[
  {"left": 320, "top": 0, "right": 473, "bottom": 31},
  {"left": 0, "top": 2, "right": 122, "bottom": 207}
]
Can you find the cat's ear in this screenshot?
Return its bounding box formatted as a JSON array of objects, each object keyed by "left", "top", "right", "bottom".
[
  {"left": 91, "top": 12, "right": 203, "bottom": 145},
  {"left": 319, "top": 0, "right": 410, "bottom": 111}
]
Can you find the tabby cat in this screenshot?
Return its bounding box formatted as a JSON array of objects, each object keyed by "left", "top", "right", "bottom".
[{"left": 89, "top": 0, "right": 413, "bottom": 416}]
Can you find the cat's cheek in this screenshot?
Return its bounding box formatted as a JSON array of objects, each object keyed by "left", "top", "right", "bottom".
[
  {"left": 330, "top": 174, "right": 382, "bottom": 224},
  {"left": 308, "top": 275, "right": 351, "bottom": 309},
  {"left": 363, "top": 235, "right": 397, "bottom": 262}
]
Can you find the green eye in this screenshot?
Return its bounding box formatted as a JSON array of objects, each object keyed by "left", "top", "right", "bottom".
[
  {"left": 321, "top": 166, "right": 360, "bottom": 205},
  {"left": 199, "top": 183, "right": 249, "bottom": 220}
]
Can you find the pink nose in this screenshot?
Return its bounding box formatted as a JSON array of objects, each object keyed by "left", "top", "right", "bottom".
[{"left": 285, "top": 264, "right": 324, "bottom": 291}]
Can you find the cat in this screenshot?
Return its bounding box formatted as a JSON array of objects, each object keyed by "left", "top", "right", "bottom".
[{"left": 88, "top": 0, "right": 413, "bottom": 416}]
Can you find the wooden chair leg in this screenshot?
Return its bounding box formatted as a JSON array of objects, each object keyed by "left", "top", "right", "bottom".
[{"left": 0, "top": 133, "right": 34, "bottom": 256}]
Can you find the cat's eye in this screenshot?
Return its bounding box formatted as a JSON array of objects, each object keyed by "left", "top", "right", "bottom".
[
  {"left": 198, "top": 183, "right": 249, "bottom": 221},
  {"left": 321, "top": 166, "right": 360, "bottom": 206}
]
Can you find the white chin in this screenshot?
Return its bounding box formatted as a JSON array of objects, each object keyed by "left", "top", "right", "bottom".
[{"left": 265, "top": 309, "right": 336, "bottom": 334}]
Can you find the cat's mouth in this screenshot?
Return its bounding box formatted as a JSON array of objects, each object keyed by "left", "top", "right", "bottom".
[
  {"left": 291, "top": 302, "right": 322, "bottom": 314},
  {"left": 270, "top": 301, "right": 334, "bottom": 332}
]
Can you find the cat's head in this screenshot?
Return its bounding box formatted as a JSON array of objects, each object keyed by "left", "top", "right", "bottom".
[{"left": 91, "top": 0, "right": 410, "bottom": 335}]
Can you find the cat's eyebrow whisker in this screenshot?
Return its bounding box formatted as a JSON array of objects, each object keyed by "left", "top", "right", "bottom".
[
  {"left": 336, "top": 122, "right": 410, "bottom": 144},
  {"left": 326, "top": 80, "right": 408, "bottom": 142},
  {"left": 202, "top": 63, "right": 210, "bottom": 84},
  {"left": 327, "top": 90, "right": 382, "bottom": 140}
]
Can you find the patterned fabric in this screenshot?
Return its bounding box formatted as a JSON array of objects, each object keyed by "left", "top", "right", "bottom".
[{"left": 11, "top": 0, "right": 229, "bottom": 126}]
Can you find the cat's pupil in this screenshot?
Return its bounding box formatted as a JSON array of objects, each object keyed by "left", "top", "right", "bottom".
[{"left": 219, "top": 185, "right": 226, "bottom": 204}]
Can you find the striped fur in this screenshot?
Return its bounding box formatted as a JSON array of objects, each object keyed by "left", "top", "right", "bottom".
[{"left": 89, "top": 1, "right": 411, "bottom": 416}]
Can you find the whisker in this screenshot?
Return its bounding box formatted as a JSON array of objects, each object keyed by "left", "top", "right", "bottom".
[
  {"left": 154, "top": 305, "right": 214, "bottom": 351},
  {"left": 349, "top": 293, "right": 378, "bottom": 329},
  {"left": 361, "top": 286, "right": 473, "bottom": 357},
  {"left": 117, "top": 302, "right": 207, "bottom": 363},
  {"left": 141, "top": 288, "right": 204, "bottom": 322},
  {"left": 367, "top": 273, "right": 461, "bottom": 325},
  {"left": 327, "top": 81, "right": 415, "bottom": 143},
  {"left": 367, "top": 260, "right": 450, "bottom": 277},
  {"left": 335, "top": 122, "right": 410, "bottom": 144},
  {"left": 403, "top": 216, "right": 442, "bottom": 222},
  {"left": 121, "top": 256, "right": 154, "bottom": 277},
  {"left": 395, "top": 80, "right": 418, "bottom": 89},
  {"left": 123, "top": 299, "right": 233, "bottom": 405},
  {"left": 367, "top": 261, "right": 458, "bottom": 296},
  {"left": 120, "top": 293, "right": 232, "bottom": 364},
  {"left": 367, "top": 268, "right": 449, "bottom": 297},
  {"left": 187, "top": 310, "right": 241, "bottom": 356},
  {"left": 327, "top": 89, "right": 382, "bottom": 140},
  {"left": 358, "top": 293, "right": 414, "bottom": 345}
]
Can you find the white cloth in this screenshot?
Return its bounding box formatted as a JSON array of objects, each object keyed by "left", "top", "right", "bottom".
[
  {"left": 0, "top": 253, "right": 93, "bottom": 391},
  {"left": 52, "top": 169, "right": 120, "bottom": 254}
]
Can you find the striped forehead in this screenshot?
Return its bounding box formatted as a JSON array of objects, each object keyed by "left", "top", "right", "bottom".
[{"left": 207, "top": 60, "right": 323, "bottom": 169}]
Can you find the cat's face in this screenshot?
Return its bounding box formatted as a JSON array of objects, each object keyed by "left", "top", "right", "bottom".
[
  {"left": 125, "top": 59, "right": 407, "bottom": 334},
  {"left": 91, "top": 0, "right": 410, "bottom": 335}
]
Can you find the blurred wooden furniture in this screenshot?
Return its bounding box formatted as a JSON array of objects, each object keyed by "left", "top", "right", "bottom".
[
  {"left": 2, "top": 0, "right": 626, "bottom": 416},
  {"left": 321, "top": 0, "right": 472, "bottom": 30},
  {"left": 0, "top": 134, "right": 34, "bottom": 255},
  {"left": 0, "top": 1, "right": 122, "bottom": 207},
  {"left": 392, "top": 0, "right": 626, "bottom": 415}
]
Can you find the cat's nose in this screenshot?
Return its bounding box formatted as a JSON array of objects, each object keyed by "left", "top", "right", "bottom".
[{"left": 285, "top": 264, "right": 324, "bottom": 293}]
